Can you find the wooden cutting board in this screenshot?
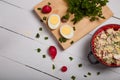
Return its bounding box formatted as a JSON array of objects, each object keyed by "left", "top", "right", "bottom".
[{"left": 34, "top": 0, "right": 113, "bottom": 50}]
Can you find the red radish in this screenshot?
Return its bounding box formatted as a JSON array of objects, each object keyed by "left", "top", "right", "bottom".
[
  {"left": 61, "top": 66, "right": 67, "bottom": 72},
  {"left": 48, "top": 46, "right": 57, "bottom": 60},
  {"left": 42, "top": 5, "right": 52, "bottom": 13}
]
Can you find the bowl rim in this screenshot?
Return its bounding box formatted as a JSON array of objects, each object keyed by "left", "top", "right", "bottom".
[{"left": 91, "top": 24, "right": 120, "bottom": 67}]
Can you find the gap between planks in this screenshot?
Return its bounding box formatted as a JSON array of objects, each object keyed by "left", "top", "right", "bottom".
[{"left": 1, "top": 0, "right": 120, "bottom": 77}]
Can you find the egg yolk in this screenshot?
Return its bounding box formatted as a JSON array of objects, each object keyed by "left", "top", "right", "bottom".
[
  {"left": 61, "top": 26, "right": 71, "bottom": 35},
  {"left": 50, "top": 16, "right": 59, "bottom": 25}
]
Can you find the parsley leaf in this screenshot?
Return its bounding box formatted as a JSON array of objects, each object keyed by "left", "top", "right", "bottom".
[{"left": 64, "top": 0, "right": 108, "bottom": 24}]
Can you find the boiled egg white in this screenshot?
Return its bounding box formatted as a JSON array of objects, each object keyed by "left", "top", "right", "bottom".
[
  {"left": 60, "top": 24, "right": 74, "bottom": 39},
  {"left": 48, "top": 14, "right": 60, "bottom": 29}
]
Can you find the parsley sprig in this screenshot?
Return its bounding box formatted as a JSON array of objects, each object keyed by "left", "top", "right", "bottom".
[{"left": 63, "top": 0, "right": 108, "bottom": 24}]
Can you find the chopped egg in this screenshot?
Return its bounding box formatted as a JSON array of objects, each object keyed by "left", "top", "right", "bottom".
[
  {"left": 48, "top": 14, "right": 60, "bottom": 29},
  {"left": 114, "top": 54, "right": 120, "bottom": 60},
  {"left": 94, "top": 28, "right": 120, "bottom": 65},
  {"left": 60, "top": 24, "right": 74, "bottom": 39}
]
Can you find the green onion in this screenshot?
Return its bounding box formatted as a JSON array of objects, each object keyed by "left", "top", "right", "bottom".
[
  {"left": 87, "top": 72, "right": 91, "bottom": 76},
  {"left": 43, "top": 16, "right": 47, "bottom": 20},
  {"left": 97, "top": 72, "right": 100, "bottom": 75},
  {"left": 42, "top": 55, "right": 46, "bottom": 58},
  {"left": 52, "top": 64, "right": 55, "bottom": 70},
  {"left": 44, "top": 37, "right": 48, "bottom": 40},
  {"left": 78, "top": 64, "right": 82, "bottom": 68},
  {"left": 37, "top": 8, "right": 41, "bottom": 10},
  {"left": 39, "top": 27, "right": 42, "bottom": 31},
  {"left": 71, "top": 75, "right": 76, "bottom": 80},
  {"left": 69, "top": 57, "right": 73, "bottom": 61},
  {"left": 48, "top": 2, "right": 51, "bottom": 5},
  {"left": 114, "top": 42, "right": 119, "bottom": 45},
  {"left": 35, "top": 33, "right": 40, "bottom": 38},
  {"left": 70, "top": 41, "right": 74, "bottom": 45},
  {"left": 59, "top": 37, "right": 67, "bottom": 43},
  {"left": 36, "top": 48, "right": 41, "bottom": 53}
]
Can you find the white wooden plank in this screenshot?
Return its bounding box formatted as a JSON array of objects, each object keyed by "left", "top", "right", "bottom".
[
  {"left": 0, "top": 0, "right": 120, "bottom": 80},
  {"left": 0, "top": 56, "right": 58, "bottom": 80},
  {"left": 0, "top": 27, "right": 62, "bottom": 78},
  {"left": 1, "top": 0, "right": 42, "bottom": 10},
  {"left": 0, "top": 1, "right": 57, "bottom": 46},
  {"left": 2, "top": 0, "right": 120, "bottom": 18},
  {"left": 54, "top": 52, "right": 120, "bottom": 80},
  {"left": 0, "top": 1, "right": 39, "bottom": 37},
  {"left": 108, "top": 0, "right": 120, "bottom": 18},
  {"left": 0, "top": 0, "right": 120, "bottom": 48},
  {"left": 0, "top": 27, "right": 120, "bottom": 80},
  {"left": 63, "top": 34, "right": 91, "bottom": 61}
]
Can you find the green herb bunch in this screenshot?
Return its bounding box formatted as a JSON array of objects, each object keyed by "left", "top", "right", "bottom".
[{"left": 63, "top": 0, "right": 109, "bottom": 24}]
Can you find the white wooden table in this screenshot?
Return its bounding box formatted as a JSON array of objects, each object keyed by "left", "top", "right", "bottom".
[{"left": 0, "top": 0, "right": 120, "bottom": 80}]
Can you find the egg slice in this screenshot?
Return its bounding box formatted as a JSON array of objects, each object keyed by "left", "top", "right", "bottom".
[
  {"left": 48, "top": 14, "right": 60, "bottom": 29},
  {"left": 60, "top": 24, "right": 74, "bottom": 39}
]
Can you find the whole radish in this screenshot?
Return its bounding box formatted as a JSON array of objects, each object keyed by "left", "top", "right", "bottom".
[
  {"left": 48, "top": 46, "right": 57, "bottom": 60},
  {"left": 42, "top": 5, "right": 52, "bottom": 13}
]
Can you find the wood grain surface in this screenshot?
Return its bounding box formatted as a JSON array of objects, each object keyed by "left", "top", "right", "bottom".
[{"left": 34, "top": 0, "right": 113, "bottom": 49}]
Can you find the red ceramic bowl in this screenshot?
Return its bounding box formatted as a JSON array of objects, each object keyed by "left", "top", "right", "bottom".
[{"left": 90, "top": 24, "right": 120, "bottom": 67}]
